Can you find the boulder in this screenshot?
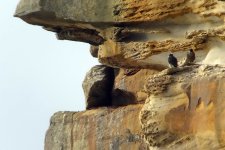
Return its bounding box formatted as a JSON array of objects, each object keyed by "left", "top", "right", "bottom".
[
  {"left": 82, "top": 65, "right": 114, "bottom": 109},
  {"left": 89, "top": 45, "right": 99, "bottom": 58}
]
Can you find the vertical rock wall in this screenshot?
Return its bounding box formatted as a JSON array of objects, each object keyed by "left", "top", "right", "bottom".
[
  {"left": 140, "top": 66, "right": 225, "bottom": 149},
  {"left": 45, "top": 105, "right": 148, "bottom": 150}
]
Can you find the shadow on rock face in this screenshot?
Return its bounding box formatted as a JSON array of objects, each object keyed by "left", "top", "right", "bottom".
[
  {"left": 87, "top": 80, "right": 113, "bottom": 108},
  {"left": 83, "top": 65, "right": 115, "bottom": 109},
  {"left": 111, "top": 88, "right": 136, "bottom": 106}
]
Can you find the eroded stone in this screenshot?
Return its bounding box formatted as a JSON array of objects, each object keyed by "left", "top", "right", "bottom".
[
  {"left": 45, "top": 105, "right": 148, "bottom": 150},
  {"left": 89, "top": 45, "right": 99, "bottom": 58},
  {"left": 82, "top": 65, "right": 114, "bottom": 109},
  {"left": 15, "top": 0, "right": 225, "bottom": 68},
  {"left": 140, "top": 65, "right": 225, "bottom": 149}
]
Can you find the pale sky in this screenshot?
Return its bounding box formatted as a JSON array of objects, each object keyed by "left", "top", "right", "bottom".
[{"left": 0, "top": 1, "right": 98, "bottom": 150}]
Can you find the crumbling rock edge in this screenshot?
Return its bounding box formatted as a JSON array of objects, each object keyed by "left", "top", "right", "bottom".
[
  {"left": 14, "top": 0, "right": 225, "bottom": 68},
  {"left": 140, "top": 65, "right": 225, "bottom": 149},
  {"left": 45, "top": 64, "right": 225, "bottom": 150}
]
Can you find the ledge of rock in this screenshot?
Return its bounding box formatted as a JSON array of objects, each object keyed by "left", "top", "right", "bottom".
[
  {"left": 140, "top": 65, "right": 225, "bottom": 149},
  {"left": 14, "top": 0, "right": 225, "bottom": 24},
  {"left": 45, "top": 65, "right": 225, "bottom": 150},
  {"left": 45, "top": 105, "right": 148, "bottom": 150},
  {"left": 15, "top": 0, "right": 225, "bottom": 68}
]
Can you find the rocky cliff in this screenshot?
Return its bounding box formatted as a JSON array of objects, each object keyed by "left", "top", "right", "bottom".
[{"left": 15, "top": 0, "right": 225, "bottom": 149}]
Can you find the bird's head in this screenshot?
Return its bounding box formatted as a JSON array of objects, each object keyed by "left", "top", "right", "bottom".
[
  {"left": 189, "top": 49, "right": 193, "bottom": 52},
  {"left": 169, "top": 51, "right": 173, "bottom": 55},
  {"left": 169, "top": 51, "right": 173, "bottom": 56},
  {"left": 169, "top": 53, "right": 173, "bottom": 57}
]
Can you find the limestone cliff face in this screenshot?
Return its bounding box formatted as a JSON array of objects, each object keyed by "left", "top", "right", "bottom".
[
  {"left": 15, "top": 0, "right": 225, "bottom": 68},
  {"left": 140, "top": 65, "right": 225, "bottom": 149},
  {"left": 15, "top": 0, "right": 225, "bottom": 150},
  {"left": 45, "top": 105, "right": 147, "bottom": 150}
]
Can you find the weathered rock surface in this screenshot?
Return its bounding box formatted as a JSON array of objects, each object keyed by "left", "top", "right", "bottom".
[
  {"left": 45, "top": 104, "right": 148, "bottom": 150},
  {"left": 15, "top": 0, "right": 225, "bottom": 68},
  {"left": 90, "top": 45, "right": 99, "bottom": 58},
  {"left": 140, "top": 65, "right": 225, "bottom": 149},
  {"left": 14, "top": 0, "right": 225, "bottom": 150},
  {"left": 82, "top": 65, "right": 114, "bottom": 109},
  {"left": 47, "top": 65, "right": 225, "bottom": 150},
  {"left": 112, "top": 68, "right": 158, "bottom": 106}
]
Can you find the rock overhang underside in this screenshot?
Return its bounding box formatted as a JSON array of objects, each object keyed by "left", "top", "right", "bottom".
[{"left": 15, "top": 0, "right": 225, "bottom": 69}]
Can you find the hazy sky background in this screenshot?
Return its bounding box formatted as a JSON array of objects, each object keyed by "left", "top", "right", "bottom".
[{"left": 0, "top": 1, "right": 98, "bottom": 150}]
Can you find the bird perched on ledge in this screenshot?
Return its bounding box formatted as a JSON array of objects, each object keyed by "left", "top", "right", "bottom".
[
  {"left": 168, "top": 53, "right": 178, "bottom": 68},
  {"left": 186, "top": 49, "right": 195, "bottom": 63}
]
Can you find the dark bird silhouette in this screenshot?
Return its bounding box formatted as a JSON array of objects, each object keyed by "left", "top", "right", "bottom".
[
  {"left": 168, "top": 53, "right": 178, "bottom": 68},
  {"left": 187, "top": 49, "right": 195, "bottom": 63}
]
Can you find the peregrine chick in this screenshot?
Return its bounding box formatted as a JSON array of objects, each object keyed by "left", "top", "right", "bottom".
[
  {"left": 187, "top": 49, "right": 195, "bottom": 63},
  {"left": 168, "top": 53, "right": 178, "bottom": 68}
]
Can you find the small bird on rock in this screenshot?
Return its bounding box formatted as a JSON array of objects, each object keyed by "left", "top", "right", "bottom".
[
  {"left": 168, "top": 53, "right": 178, "bottom": 68},
  {"left": 186, "top": 49, "right": 195, "bottom": 63}
]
